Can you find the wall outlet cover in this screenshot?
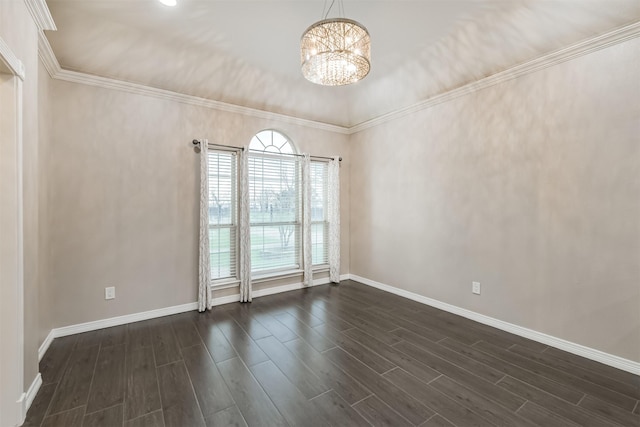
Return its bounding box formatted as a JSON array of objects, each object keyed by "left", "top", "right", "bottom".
[
  {"left": 105, "top": 286, "right": 115, "bottom": 300},
  {"left": 472, "top": 282, "right": 481, "bottom": 295}
]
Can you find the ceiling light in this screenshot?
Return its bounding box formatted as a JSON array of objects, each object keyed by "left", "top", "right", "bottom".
[
  {"left": 158, "top": 0, "right": 177, "bottom": 7},
  {"left": 300, "top": 5, "right": 370, "bottom": 86}
]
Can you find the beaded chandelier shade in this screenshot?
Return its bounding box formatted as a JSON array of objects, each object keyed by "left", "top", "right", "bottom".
[{"left": 301, "top": 18, "right": 371, "bottom": 86}]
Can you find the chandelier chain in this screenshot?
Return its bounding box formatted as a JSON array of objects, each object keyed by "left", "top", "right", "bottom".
[
  {"left": 324, "top": 0, "right": 336, "bottom": 19},
  {"left": 323, "top": 0, "right": 346, "bottom": 20}
]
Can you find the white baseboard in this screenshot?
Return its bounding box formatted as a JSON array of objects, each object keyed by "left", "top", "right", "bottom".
[
  {"left": 212, "top": 294, "right": 243, "bottom": 306},
  {"left": 38, "top": 330, "right": 55, "bottom": 361},
  {"left": 24, "top": 373, "right": 42, "bottom": 416},
  {"left": 39, "top": 302, "right": 199, "bottom": 361},
  {"left": 214, "top": 273, "right": 350, "bottom": 304},
  {"left": 52, "top": 302, "right": 200, "bottom": 339},
  {"left": 39, "top": 274, "right": 351, "bottom": 360},
  {"left": 254, "top": 274, "right": 350, "bottom": 298},
  {"left": 18, "top": 373, "right": 42, "bottom": 424},
  {"left": 350, "top": 274, "right": 640, "bottom": 376}
]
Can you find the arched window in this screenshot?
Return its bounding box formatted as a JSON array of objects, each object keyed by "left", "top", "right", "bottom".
[
  {"left": 248, "top": 130, "right": 300, "bottom": 273},
  {"left": 249, "top": 130, "right": 296, "bottom": 154},
  {"left": 207, "top": 129, "right": 330, "bottom": 283}
]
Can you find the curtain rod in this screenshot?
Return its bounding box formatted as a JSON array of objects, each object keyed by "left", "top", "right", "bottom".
[
  {"left": 193, "top": 140, "right": 243, "bottom": 152},
  {"left": 192, "top": 139, "right": 342, "bottom": 162}
]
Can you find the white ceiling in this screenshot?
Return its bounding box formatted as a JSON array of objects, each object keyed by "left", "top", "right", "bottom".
[{"left": 45, "top": 0, "right": 640, "bottom": 127}]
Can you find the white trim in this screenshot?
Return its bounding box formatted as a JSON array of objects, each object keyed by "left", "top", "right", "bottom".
[
  {"left": 349, "top": 274, "right": 640, "bottom": 375},
  {"left": 218, "top": 274, "right": 350, "bottom": 305},
  {"left": 24, "top": 0, "right": 56, "bottom": 31},
  {"left": 211, "top": 281, "right": 240, "bottom": 291},
  {"left": 349, "top": 22, "right": 640, "bottom": 133},
  {"left": 253, "top": 269, "right": 303, "bottom": 284},
  {"left": 40, "top": 274, "right": 351, "bottom": 357},
  {"left": 52, "top": 302, "right": 199, "bottom": 338},
  {"left": 252, "top": 269, "right": 342, "bottom": 286},
  {"left": 211, "top": 294, "right": 242, "bottom": 306},
  {"left": 0, "top": 38, "right": 25, "bottom": 81},
  {"left": 18, "top": 373, "right": 42, "bottom": 424},
  {"left": 37, "top": 32, "right": 61, "bottom": 78},
  {"left": 255, "top": 274, "right": 343, "bottom": 297},
  {"left": 36, "top": 23, "right": 638, "bottom": 134},
  {"left": 254, "top": 282, "right": 312, "bottom": 299},
  {"left": 38, "top": 330, "right": 55, "bottom": 362},
  {"left": 0, "top": 38, "right": 25, "bottom": 427},
  {"left": 24, "top": 374, "right": 42, "bottom": 414},
  {"left": 213, "top": 274, "right": 350, "bottom": 304},
  {"left": 16, "top": 61, "right": 25, "bottom": 427},
  {"left": 36, "top": 39, "right": 349, "bottom": 135},
  {"left": 36, "top": 30, "right": 350, "bottom": 134}
]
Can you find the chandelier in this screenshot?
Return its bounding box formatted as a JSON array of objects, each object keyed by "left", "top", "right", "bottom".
[{"left": 300, "top": 9, "right": 370, "bottom": 86}]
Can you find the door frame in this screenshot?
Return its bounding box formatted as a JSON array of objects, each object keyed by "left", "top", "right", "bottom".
[{"left": 0, "top": 36, "right": 25, "bottom": 427}]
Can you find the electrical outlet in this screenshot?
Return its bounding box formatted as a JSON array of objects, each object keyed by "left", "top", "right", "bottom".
[
  {"left": 105, "top": 286, "right": 115, "bottom": 300},
  {"left": 472, "top": 281, "right": 481, "bottom": 295}
]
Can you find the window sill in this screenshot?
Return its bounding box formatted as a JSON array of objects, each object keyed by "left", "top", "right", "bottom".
[
  {"left": 312, "top": 265, "right": 329, "bottom": 273},
  {"left": 211, "top": 265, "right": 331, "bottom": 290},
  {"left": 211, "top": 279, "right": 240, "bottom": 291},
  {"left": 252, "top": 269, "right": 303, "bottom": 284}
]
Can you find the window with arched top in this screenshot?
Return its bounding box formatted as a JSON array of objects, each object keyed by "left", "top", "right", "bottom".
[
  {"left": 248, "top": 130, "right": 300, "bottom": 273},
  {"left": 249, "top": 130, "right": 296, "bottom": 154},
  {"left": 206, "top": 129, "right": 330, "bottom": 283}
]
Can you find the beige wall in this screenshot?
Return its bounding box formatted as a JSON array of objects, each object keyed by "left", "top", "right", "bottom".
[
  {"left": 45, "top": 79, "right": 350, "bottom": 328},
  {"left": 0, "top": 0, "right": 42, "bottom": 389},
  {"left": 350, "top": 39, "right": 640, "bottom": 361}
]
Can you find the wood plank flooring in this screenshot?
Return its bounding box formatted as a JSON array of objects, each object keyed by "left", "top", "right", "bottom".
[{"left": 26, "top": 280, "right": 640, "bottom": 427}]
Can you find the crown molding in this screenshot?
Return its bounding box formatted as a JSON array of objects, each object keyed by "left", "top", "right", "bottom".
[
  {"left": 55, "top": 68, "right": 352, "bottom": 134},
  {"left": 24, "top": 0, "right": 56, "bottom": 31},
  {"left": 37, "top": 32, "right": 350, "bottom": 135},
  {"left": 348, "top": 21, "right": 640, "bottom": 134},
  {"left": 0, "top": 37, "right": 25, "bottom": 80},
  {"left": 37, "top": 21, "right": 639, "bottom": 135},
  {"left": 37, "top": 31, "right": 61, "bottom": 78}
]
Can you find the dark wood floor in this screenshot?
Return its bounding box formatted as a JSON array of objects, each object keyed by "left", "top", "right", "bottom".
[{"left": 26, "top": 280, "right": 639, "bottom": 427}]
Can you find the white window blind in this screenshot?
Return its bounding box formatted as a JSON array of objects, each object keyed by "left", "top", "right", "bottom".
[
  {"left": 208, "top": 150, "right": 238, "bottom": 280},
  {"left": 311, "top": 161, "right": 329, "bottom": 265},
  {"left": 248, "top": 152, "right": 301, "bottom": 273}
]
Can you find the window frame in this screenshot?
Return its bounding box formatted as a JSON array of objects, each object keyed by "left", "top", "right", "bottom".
[
  {"left": 310, "top": 159, "right": 330, "bottom": 269},
  {"left": 207, "top": 131, "right": 334, "bottom": 288},
  {"left": 207, "top": 148, "right": 241, "bottom": 288},
  {"left": 247, "top": 136, "right": 302, "bottom": 277}
]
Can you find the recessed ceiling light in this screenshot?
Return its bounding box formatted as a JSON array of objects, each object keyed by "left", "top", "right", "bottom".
[{"left": 158, "top": 0, "right": 177, "bottom": 7}]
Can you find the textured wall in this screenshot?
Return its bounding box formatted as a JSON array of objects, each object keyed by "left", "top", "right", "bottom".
[
  {"left": 46, "top": 80, "right": 350, "bottom": 328},
  {"left": 350, "top": 39, "right": 640, "bottom": 361}
]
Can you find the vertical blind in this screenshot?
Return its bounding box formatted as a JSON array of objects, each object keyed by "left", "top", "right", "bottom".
[
  {"left": 248, "top": 152, "right": 302, "bottom": 273},
  {"left": 208, "top": 150, "right": 238, "bottom": 280}
]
